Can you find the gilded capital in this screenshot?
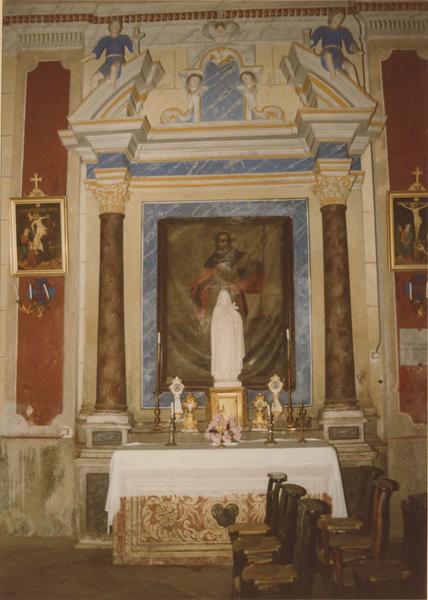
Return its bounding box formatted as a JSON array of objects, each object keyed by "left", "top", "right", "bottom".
[
  {"left": 312, "top": 174, "right": 355, "bottom": 208},
  {"left": 87, "top": 180, "right": 130, "bottom": 215}
]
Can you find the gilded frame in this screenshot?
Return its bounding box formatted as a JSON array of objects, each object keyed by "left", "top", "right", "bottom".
[
  {"left": 388, "top": 191, "right": 428, "bottom": 271},
  {"left": 9, "top": 196, "right": 68, "bottom": 276}
]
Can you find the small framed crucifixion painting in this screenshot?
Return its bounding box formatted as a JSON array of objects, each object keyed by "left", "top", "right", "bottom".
[
  {"left": 388, "top": 191, "right": 428, "bottom": 271},
  {"left": 9, "top": 196, "right": 68, "bottom": 276}
]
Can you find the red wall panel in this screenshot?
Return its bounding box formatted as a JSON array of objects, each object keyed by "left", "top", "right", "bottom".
[
  {"left": 17, "top": 61, "right": 70, "bottom": 426},
  {"left": 382, "top": 50, "right": 428, "bottom": 424}
]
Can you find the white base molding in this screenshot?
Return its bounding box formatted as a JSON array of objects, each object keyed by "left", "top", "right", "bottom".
[
  {"left": 319, "top": 407, "right": 377, "bottom": 467},
  {"left": 319, "top": 408, "right": 367, "bottom": 443},
  {"left": 82, "top": 412, "right": 131, "bottom": 448}
]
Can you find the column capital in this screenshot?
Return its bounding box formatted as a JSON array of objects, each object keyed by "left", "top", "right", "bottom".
[
  {"left": 312, "top": 159, "right": 355, "bottom": 208},
  {"left": 86, "top": 168, "right": 130, "bottom": 215}
]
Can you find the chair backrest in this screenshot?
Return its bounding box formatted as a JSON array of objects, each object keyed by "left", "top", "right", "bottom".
[
  {"left": 354, "top": 466, "right": 384, "bottom": 529},
  {"left": 265, "top": 471, "right": 287, "bottom": 526},
  {"left": 276, "top": 483, "right": 307, "bottom": 563},
  {"left": 370, "top": 477, "right": 399, "bottom": 558},
  {"left": 292, "top": 499, "right": 326, "bottom": 597}
]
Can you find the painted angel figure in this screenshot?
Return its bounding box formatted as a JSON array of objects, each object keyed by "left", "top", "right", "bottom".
[
  {"left": 310, "top": 9, "right": 363, "bottom": 84},
  {"left": 83, "top": 19, "right": 133, "bottom": 87},
  {"left": 161, "top": 73, "right": 206, "bottom": 124}
]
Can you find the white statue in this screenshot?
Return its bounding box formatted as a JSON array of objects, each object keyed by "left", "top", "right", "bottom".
[{"left": 211, "top": 289, "right": 245, "bottom": 387}]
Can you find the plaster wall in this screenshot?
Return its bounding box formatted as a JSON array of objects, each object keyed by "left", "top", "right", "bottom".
[{"left": 0, "top": 438, "right": 75, "bottom": 536}]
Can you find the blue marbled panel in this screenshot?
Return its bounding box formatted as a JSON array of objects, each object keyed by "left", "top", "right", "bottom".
[
  {"left": 202, "top": 57, "right": 243, "bottom": 121},
  {"left": 141, "top": 199, "right": 311, "bottom": 409},
  {"left": 316, "top": 142, "right": 348, "bottom": 158},
  {"left": 87, "top": 156, "right": 317, "bottom": 179},
  {"left": 86, "top": 146, "right": 362, "bottom": 180}
]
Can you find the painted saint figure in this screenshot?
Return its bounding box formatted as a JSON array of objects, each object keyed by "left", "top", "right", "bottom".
[
  {"left": 191, "top": 231, "right": 265, "bottom": 327},
  {"left": 83, "top": 19, "right": 133, "bottom": 85},
  {"left": 310, "top": 9, "right": 363, "bottom": 84},
  {"left": 211, "top": 289, "right": 245, "bottom": 387}
]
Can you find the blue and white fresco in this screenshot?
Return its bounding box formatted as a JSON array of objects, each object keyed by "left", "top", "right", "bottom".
[
  {"left": 201, "top": 54, "right": 243, "bottom": 121},
  {"left": 141, "top": 199, "right": 311, "bottom": 410}
]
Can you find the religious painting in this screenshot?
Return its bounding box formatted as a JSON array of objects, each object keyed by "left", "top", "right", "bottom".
[
  {"left": 157, "top": 217, "right": 294, "bottom": 390},
  {"left": 388, "top": 191, "right": 428, "bottom": 271},
  {"left": 9, "top": 197, "right": 68, "bottom": 276}
]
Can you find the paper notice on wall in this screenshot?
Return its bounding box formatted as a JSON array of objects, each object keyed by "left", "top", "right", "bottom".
[{"left": 399, "top": 329, "right": 428, "bottom": 366}]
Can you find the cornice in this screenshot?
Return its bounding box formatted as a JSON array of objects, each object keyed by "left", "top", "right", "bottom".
[{"left": 3, "top": 3, "right": 428, "bottom": 26}]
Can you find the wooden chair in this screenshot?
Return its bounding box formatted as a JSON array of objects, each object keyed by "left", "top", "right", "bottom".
[
  {"left": 317, "top": 465, "right": 383, "bottom": 579},
  {"left": 241, "top": 498, "right": 326, "bottom": 598},
  {"left": 328, "top": 477, "right": 399, "bottom": 591},
  {"left": 402, "top": 492, "right": 427, "bottom": 595},
  {"left": 351, "top": 491, "right": 426, "bottom": 598},
  {"left": 352, "top": 559, "right": 411, "bottom": 598},
  {"left": 231, "top": 483, "right": 306, "bottom": 596},
  {"left": 228, "top": 472, "right": 287, "bottom": 541}
]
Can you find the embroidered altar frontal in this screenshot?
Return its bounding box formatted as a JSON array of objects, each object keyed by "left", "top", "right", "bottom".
[
  {"left": 113, "top": 493, "right": 265, "bottom": 565},
  {"left": 107, "top": 441, "right": 347, "bottom": 565}
]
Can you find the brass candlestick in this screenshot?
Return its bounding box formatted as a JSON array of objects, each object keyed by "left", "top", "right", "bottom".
[
  {"left": 264, "top": 405, "right": 277, "bottom": 445},
  {"left": 153, "top": 334, "right": 162, "bottom": 431},
  {"left": 286, "top": 331, "right": 295, "bottom": 429},
  {"left": 295, "top": 403, "right": 311, "bottom": 444},
  {"left": 165, "top": 408, "right": 177, "bottom": 446}
]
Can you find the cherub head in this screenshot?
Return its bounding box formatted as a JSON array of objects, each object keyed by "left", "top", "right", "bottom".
[
  {"left": 240, "top": 71, "right": 256, "bottom": 90},
  {"left": 186, "top": 73, "right": 203, "bottom": 94}
]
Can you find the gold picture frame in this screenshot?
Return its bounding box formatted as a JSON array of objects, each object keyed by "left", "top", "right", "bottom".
[
  {"left": 388, "top": 191, "right": 428, "bottom": 271},
  {"left": 10, "top": 196, "right": 68, "bottom": 276}
]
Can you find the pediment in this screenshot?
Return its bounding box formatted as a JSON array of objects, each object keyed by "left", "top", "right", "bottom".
[{"left": 60, "top": 42, "right": 385, "bottom": 164}]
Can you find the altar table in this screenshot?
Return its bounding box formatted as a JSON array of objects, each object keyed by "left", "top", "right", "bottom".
[{"left": 106, "top": 440, "right": 347, "bottom": 565}]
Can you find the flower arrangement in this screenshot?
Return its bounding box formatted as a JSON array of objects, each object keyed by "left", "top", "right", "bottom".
[{"left": 205, "top": 413, "right": 242, "bottom": 446}]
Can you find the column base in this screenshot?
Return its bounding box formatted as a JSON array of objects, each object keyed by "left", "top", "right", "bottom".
[
  {"left": 319, "top": 407, "right": 367, "bottom": 443},
  {"left": 81, "top": 412, "right": 131, "bottom": 448},
  {"left": 318, "top": 407, "right": 377, "bottom": 466}
]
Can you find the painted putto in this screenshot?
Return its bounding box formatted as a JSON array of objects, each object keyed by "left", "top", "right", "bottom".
[{"left": 310, "top": 9, "right": 363, "bottom": 84}]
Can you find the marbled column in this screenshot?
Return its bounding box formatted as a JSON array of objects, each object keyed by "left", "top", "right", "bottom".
[
  {"left": 313, "top": 170, "right": 357, "bottom": 408},
  {"left": 92, "top": 179, "right": 129, "bottom": 412},
  {"left": 322, "top": 203, "right": 357, "bottom": 408}
]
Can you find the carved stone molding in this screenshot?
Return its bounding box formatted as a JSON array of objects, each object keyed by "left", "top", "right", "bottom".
[
  {"left": 17, "top": 30, "right": 84, "bottom": 51},
  {"left": 312, "top": 174, "right": 355, "bottom": 207},
  {"left": 363, "top": 14, "right": 428, "bottom": 37}
]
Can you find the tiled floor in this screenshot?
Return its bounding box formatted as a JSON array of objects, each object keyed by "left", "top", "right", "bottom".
[{"left": 0, "top": 536, "right": 424, "bottom": 600}]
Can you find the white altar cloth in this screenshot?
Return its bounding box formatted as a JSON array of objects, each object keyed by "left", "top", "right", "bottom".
[{"left": 106, "top": 440, "right": 348, "bottom": 527}]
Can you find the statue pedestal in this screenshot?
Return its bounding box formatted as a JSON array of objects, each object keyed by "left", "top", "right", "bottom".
[{"left": 208, "top": 387, "right": 248, "bottom": 428}]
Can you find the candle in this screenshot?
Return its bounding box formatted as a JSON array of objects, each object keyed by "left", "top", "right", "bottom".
[
  {"left": 409, "top": 282, "right": 413, "bottom": 301},
  {"left": 158, "top": 332, "right": 161, "bottom": 344},
  {"left": 286, "top": 328, "right": 290, "bottom": 341},
  {"left": 170, "top": 400, "right": 174, "bottom": 418},
  {"left": 29, "top": 284, "right": 32, "bottom": 300},
  {"left": 43, "top": 284, "right": 50, "bottom": 301},
  {"left": 267, "top": 404, "right": 271, "bottom": 420}
]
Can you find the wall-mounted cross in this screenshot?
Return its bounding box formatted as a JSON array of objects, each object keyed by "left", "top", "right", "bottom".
[
  {"left": 30, "top": 173, "right": 42, "bottom": 190},
  {"left": 409, "top": 166, "right": 426, "bottom": 192}
]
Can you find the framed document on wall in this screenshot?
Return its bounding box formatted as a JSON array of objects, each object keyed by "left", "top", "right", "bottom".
[
  {"left": 10, "top": 196, "right": 68, "bottom": 276},
  {"left": 388, "top": 191, "right": 428, "bottom": 271}
]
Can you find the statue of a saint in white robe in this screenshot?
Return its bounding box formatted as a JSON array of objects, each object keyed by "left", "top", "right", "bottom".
[{"left": 211, "top": 289, "right": 245, "bottom": 387}]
